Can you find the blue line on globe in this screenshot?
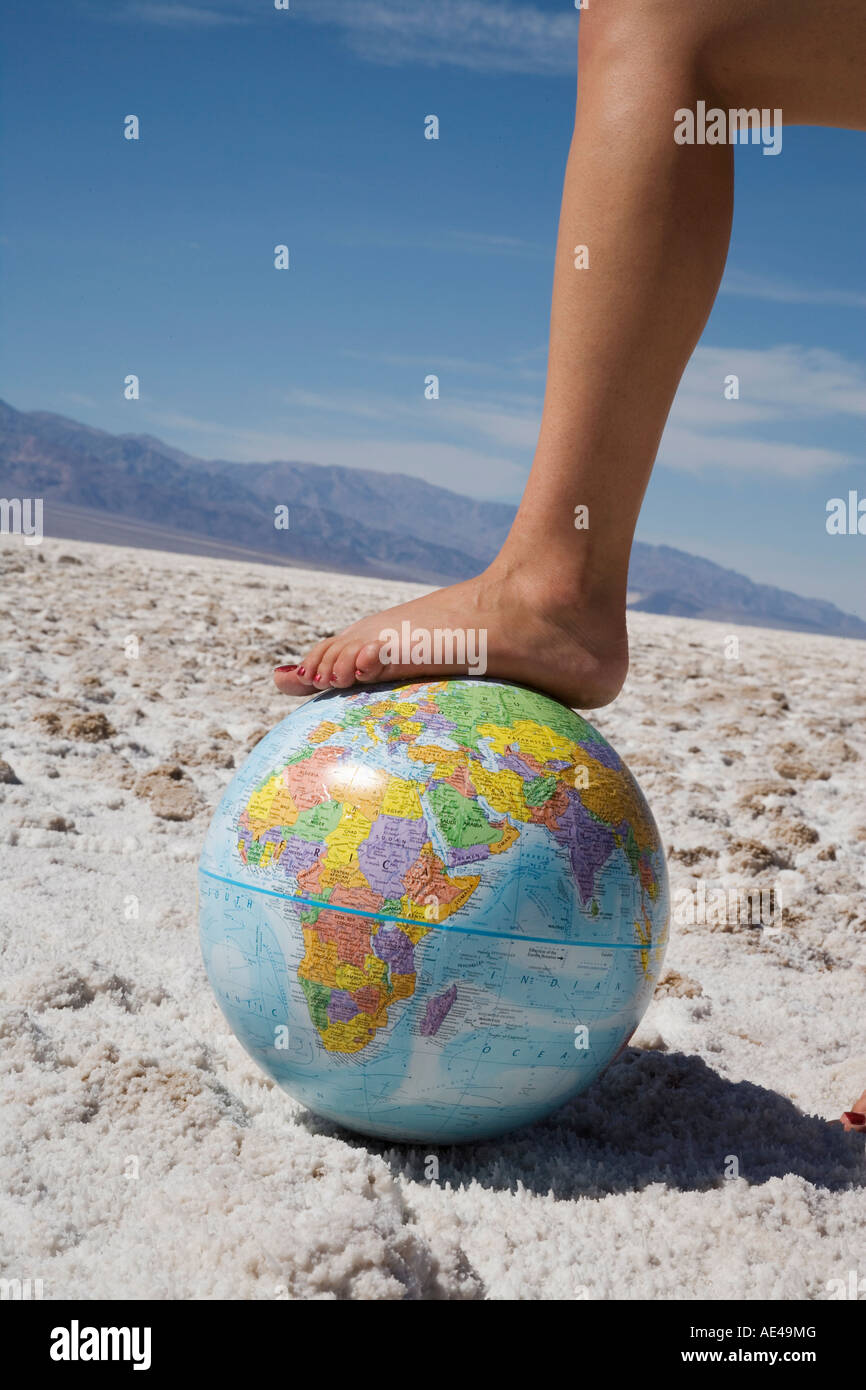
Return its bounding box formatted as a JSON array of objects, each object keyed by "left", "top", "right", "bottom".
[{"left": 198, "top": 868, "right": 668, "bottom": 951}]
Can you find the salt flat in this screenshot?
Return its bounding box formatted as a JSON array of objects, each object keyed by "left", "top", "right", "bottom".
[{"left": 0, "top": 535, "right": 864, "bottom": 1300}]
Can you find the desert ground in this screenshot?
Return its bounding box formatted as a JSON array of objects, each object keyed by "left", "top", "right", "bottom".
[{"left": 0, "top": 534, "right": 864, "bottom": 1300}]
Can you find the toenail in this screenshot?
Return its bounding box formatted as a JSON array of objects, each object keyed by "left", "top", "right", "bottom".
[
  {"left": 275, "top": 665, "right": 297, "bottom": 672},
  {"left": 354, "top": 671, "right": 364, "bottom": 679},
  {"left": 845, "top": 1111, "right": 866, "bottom": 1125},
  {"left": 314, "top": 673, "right": 324, "bottom": 682},
  {"left": 297, "top": 667, "right": 306, "bottom": 676},
  {"left": 329, "top": 677, "right": 339, "bottom": 685}
]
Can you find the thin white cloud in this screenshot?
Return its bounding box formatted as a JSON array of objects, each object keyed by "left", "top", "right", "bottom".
[
  {"left": 439, "top": 401, "right": 540, "bottom": 449},
  {"left": 325, "top": 226, "right": 548, "bottom": 259},
  {"left": 281, "top": 388, "right": 395, "bottom": 424},
  {"left": 112, "top": 2, "right": 248, "bottom": 26},
  {"left": 658, "top": 344, "right": 866, "bottom": 476},
  {"left": 338, "top": 348, "right": 546, "bottom": 383},
  {"left": 508, "top": 344, "right": 549, "bottom": 364},
  {"left": 447, "top": 230, "right": 549, "bottom": 256},
  {"left": 722, "top": 268, "right": 866, "bottom": 310},
  {"left": 305, "top": 0, "right": 578, "bottom": 75},
  {"left": 106, "top": 0, "right": 578, "bottom": 75},
  {"left": 142, "top": 342, "right": 863, "bottom": 492},
  {"left": 658, "top": 426, "right": 847, "bottom": 478},
  {"left": 281, "top": 385, "right": 542, "bottom": 449},
  {"left": 675, "top": 345, "right": 866, "bottom": 424},
  {"left": 340, "top": 349, "right": 504, "bottom": 376}
]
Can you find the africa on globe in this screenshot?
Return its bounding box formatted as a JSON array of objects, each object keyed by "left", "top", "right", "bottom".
[{"left": 198, "top": 679, "right": 669, "bottom": 1144}]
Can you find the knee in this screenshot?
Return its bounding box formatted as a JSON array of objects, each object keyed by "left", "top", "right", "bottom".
[
  {"left": 579, "top": 0, "right": 661, "bottom": 60},
  {"left": 578, "top": 0, "right": 713, "bottom": 82}
]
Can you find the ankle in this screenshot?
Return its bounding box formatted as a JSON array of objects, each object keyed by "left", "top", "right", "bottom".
[{"left": 486, "top": 551, "right": 628, "bottom": 630}]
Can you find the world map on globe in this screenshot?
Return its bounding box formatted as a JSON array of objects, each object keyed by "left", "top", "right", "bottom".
[{"left": 199, "top": 678, "right": 670, "bottom": 1142}]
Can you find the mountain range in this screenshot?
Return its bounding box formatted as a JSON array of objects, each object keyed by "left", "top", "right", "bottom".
[{"left": 1, "top": 398, "right": 863, "bottom": 640}]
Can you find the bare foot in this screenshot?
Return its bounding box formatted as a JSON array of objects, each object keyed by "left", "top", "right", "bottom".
[
  {"left": 273, "top": 564, "right": 629, "bottom": 710},
  {"left": 840, "top": 1091, "right": 866, "bottom": 1132}
]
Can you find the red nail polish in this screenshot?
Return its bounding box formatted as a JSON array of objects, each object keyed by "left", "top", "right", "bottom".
[
  {"left": 844, "top": 1111, "right": 866, "bottom": 1125},
  {"left": 354, "top": 671, "right": 363, "bottom": 678},
  {"left": 275, "top": 665, "right": 297, "bottom": 672},
  {"left": 297, "top": 667, "right": 305, "bottom": 676},
  {"left": 314, "top": 673, "right": 324, "bottom": 682}
]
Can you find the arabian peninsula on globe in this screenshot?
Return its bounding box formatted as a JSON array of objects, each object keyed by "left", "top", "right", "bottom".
[{"left": 199, "top": 679, "right": 670, "bottom": 1143}]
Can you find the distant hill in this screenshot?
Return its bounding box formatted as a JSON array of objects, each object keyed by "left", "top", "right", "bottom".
[
  {"left": 1, "top": 398, "right": 864, "bottom": 639},
  {"left": 0, "top": 400, "right": 481, "bottom": 584},
  {"left": 626, "top": 545, "right": 866, "bottom": 638}
]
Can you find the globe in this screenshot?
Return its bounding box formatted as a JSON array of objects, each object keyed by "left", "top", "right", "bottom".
[{"left": 198, "top": 678, "right": 669, "bottom": 1144}]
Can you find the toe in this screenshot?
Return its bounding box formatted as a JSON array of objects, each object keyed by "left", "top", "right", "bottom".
[
  {"left": 310, "top": 643, "right": 340, "bottom": 690},
  {"left": 354, "top": 640, "right": 386, "bottom": 683},
  {"left": 296, "top": 639, "right": 331, "bottom": 686},
  {"left": 329, "top": 642, "right": 365, "bottom": 688},
  {"left": 273, "top": 664, "right": 307, "bottom": 694}
]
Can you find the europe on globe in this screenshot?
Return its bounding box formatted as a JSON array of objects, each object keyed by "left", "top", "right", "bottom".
[{"left": 198, "top": 679, "right": 670, "bottom": 1143}]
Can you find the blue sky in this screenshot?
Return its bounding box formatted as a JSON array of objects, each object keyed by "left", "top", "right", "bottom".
[{"left": 2, "top": 0, "right": 866, "bottom": 613}]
